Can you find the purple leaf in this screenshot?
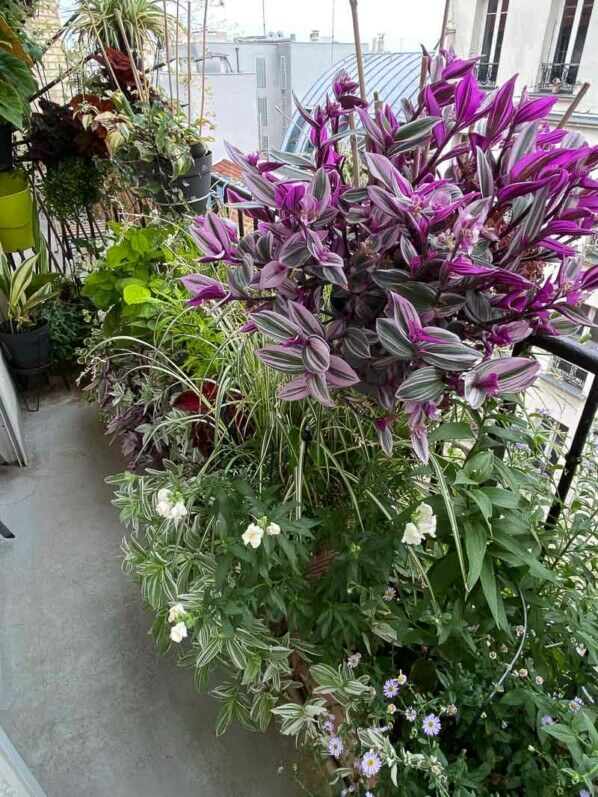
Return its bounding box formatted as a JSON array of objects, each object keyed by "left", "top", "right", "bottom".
[
  {"left": 454, "top": 71, "right": 483, "bottom": 125},
  {"left": 259, "top": 260, "right": 289, "bottom": 289},
  {"left": 255, "top": 344, "right": 305, "bottom": 374},
  {"left": 326, "top": 355, "right": 359, "bottom": 388},
  {"left": 396, "top": 367, "right": 445, "bottom": 402},
  {"left": 249, "top": 310, "right": 300, "bottom": 342},
  {"left": 464, "top": 357, "right": 540, "bottom": 408},
  {"left": 308, "top": 372, "right": 335, "bottom": 406},
  {"left": 278, "top": 375, "right": 310, "bottom": 401},
  {"left": 302, "top": 335, "right": 331, "bottom": 374}
]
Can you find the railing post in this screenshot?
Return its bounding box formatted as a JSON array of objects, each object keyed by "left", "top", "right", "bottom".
[{"left": 546, "top": 373, "right": 598, "bottom": 529}]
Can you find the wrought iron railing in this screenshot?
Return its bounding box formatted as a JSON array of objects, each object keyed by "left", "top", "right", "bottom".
[
  {"left": 475, "top": 61, "right": 499, "bottom": 88},
  {"left": 538, "top": 62, "right": 580, "bottom": 93},
  {"left": 514, "top": 334, "right": 598, "bottom": 527}
]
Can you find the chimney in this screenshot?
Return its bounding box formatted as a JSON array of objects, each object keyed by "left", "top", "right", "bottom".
[
  {"left": 377, "top": 33, "right": 385, "bottom": 53},
  {"left": 310, "top": 29, "right": 319, "bottom": 42}
]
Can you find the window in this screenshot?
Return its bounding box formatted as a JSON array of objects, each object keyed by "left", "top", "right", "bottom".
[
  {"left": 261, "top": 134, "right": 269, "bottom": 151},
  {"left": 477, "top": 0, "right": 510, "bottom": 86},
  {"left": 280, "top": 55, "right": 288, "bottom": 115},
  {"left": 542, "top": 0, "right": 594, "bottom": 90},
  {"left": 256, "top": 56, "right": 266, "bottom": 89},
  {"left": 257, "top": 96, "right": 268, "bottom": 128}
]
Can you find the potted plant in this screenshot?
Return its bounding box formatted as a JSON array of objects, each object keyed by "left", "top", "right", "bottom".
[
  {"left": 0, "top": 13, "right": 37, "bottom": 245},
  {"left": 0, "top": 250, "right": 57, "bottom": 371}
]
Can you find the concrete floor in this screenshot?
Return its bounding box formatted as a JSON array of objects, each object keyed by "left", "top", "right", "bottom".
[{"left": 0, "top": 391, "right": 300, "bottom": 797}]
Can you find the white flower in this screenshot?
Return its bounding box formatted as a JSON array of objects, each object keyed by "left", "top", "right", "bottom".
[
  {"left": 413, "top": 503, "right": 437, "bottom": 538},
  {"left": 266, "top": 522, "right": 281, "bottom": 536},
  {"left": 169, "top": 621, "right": 188, "bottom": 643},
  {"left": 168, "top": 603, "right": 186, "bottom": 623},
  {"left": 402, "top": 522, "right": 423, "bottom": 545},
  {"left": 242, "top": 522, "right": 264, "bottom": 549},
  {"left": 576, "top": 645, "right": 587, "bottom": 657},
  {"left": 157, "top": 488, "right": 172, "bottom": 503},
  {"left": 169, "top": 500, "right": 188, "bottom": 523}
]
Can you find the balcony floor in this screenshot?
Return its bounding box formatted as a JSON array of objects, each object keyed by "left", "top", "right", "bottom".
[{"left": 0, "top": 391, "right": 299, "bottom": 797}]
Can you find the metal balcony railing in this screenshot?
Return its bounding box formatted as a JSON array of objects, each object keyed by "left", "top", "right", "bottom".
[
  {"left": 474, "top": 61, "right": 499, "bottom": 87},
  {"left": 538, "top": 62, "right": 580, "bottom": 93}
]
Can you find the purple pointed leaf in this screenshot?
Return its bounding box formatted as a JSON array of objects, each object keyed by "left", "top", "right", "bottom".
[
  {"left": 344, "top": 327, "right": 371, "bottom": 359},
  {"left": 287, "top": 301, "right": 325, "bottom": 337},
  {"left": 278, "top": 375, "right": 310, "bottom": 401},
  {"left": 302, "top": 335, "right": 331, "bottom": 374},
  {"left": 259, "top": 261, "right": 288, "bottom": 289},
  {"left": 389, "top": 292, "right": 422, "bottom": 339},
  {"left": 326, "top": 355, "right": 359, "bottom": 388},
  {"left": 255, "top": 344, "right": 305, "bottom": 374},
  {"left": 250, "top": 310, "right": 300, "bottom": 342},
  {"left": 476, "top": 146, "right": 494, "bottom": 198},
  {"left": 464, "top": 357, "right": 540, "bottom": 408},
  {"left": 396, "top": 367, "right": 445, "bottom": 402},
  {"left": 308, "top": 372, "right": 335, "bottom": 406},
  {"left": 376, "top": 318, "right": 414, "bottom": 359},
  {"left": 420, "top": 340, "right": 482, "bottom": 371}
]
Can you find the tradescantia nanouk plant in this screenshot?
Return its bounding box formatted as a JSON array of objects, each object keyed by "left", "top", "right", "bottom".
[{"left": 184, "top": 50, "right": 598, "bottom": 461}]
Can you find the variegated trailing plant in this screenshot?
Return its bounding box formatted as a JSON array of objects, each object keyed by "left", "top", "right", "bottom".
[{"left": 183, "top": 50, "right": 598, "bottom": 460}]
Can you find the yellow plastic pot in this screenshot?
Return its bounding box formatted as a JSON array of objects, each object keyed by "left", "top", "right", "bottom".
[{"left": 0, "top": 172, "right": 34, "bottom": 253}]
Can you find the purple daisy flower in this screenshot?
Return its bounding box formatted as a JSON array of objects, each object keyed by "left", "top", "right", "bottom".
[
  {"left": 383, "top": 586, "right": 396, "bottom": 602},
  {"left": 328, "top": 736, "right": 343, "bottom": 757},
  {"left": 579, "top": 790, "right": 591, "bottom": 797},
  {"left": 322, "top": 719, "right": 334, "bottom": 732},
  {"left": 383, "top": 678, "right": 399, "bottom": 698},
  {"left": 405, "top": 706, "right": 417, "bottom": 722},
  {"left": 541, "top": 715, "right": 555, "bottom": 726},
  {"left": 422, "top": 713, "right": 441, "bottom": 736},
  {"left": 361, "top": 750, "right": 382, "bottom": 777},
  {"left": 569, "top": 697, "right": 584, "bottom": 713},
  {"left": 347, "top": 652, "right": 361, "bottom": 669}
]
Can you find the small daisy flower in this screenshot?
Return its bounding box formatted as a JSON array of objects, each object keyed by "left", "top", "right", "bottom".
[
  {"left": 579, "top": 790, "right": 591, "bottom": 797},
  {"left": 328, "top": 736, "right": 343, "bottom": 758},
  {"left": 430, "top": 762, "right": 442, "bottom": 776},
  {"left": 535, "top": 675, "right": 544, "bottom": 686},
  {"left": 396, "top": 672, "right": 408, "bottom": 687},
  {"left": 383, "top": 678, "right": 399, "bottom": 698},
  {"left": 569, "top": 697, "right": 584, "bottom": 712},
  {"left": 422, "top": 714, "right": 441, "bottom": 736},
  {"left": 387, "top": 703, "right": 397, "bottom": 715},
  {"left": 500, "top": 644, "right": 509, "bottom": 653},
  {"left": 489, "top": 651, "right": 497, "bottom": 660},
  {"left": 446, "top": 704, "right": 458, "bottom": 716},
  {"left": 383, "top": 586, "right": 397, "bottom": 602},
  {"left": 322, "top": 719, "right": 334, "bottom": 733},
  {"left": 347, "top": 652, "right": 361, "bottom": 669},
  {"left": 405, "top": 707, "right": 417, "bottom": 723},
  {"left": 541, "top": 715, "right": 555, "bottom": 726},
  {"left": 518, "top": 668, "right": 528, "bottom": 678},
  {"left": 361, "top": 750, "right": 382, "bottom": 777},
  {"left": 515, "top": 625, "right": 525, "bottom": 637}
]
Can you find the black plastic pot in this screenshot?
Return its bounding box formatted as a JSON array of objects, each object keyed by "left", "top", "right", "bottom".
[
  {"left": 0, "top": 124, "right": 13, "bottom": 172},
  {"left": 172, "top": 150, "right": 212, "bottom": 215},
  {"left": 0, "top": 323, "right": 51, "bottom": 372}
]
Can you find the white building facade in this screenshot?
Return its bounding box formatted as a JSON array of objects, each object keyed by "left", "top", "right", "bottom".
[{"left": 448, "top": 0, "right": 598, "bottom": 451}]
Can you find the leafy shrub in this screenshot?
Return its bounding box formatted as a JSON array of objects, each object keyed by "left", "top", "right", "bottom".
[
  {"left": 42, "top": 287, "right": 93, "bottom": 365},
  {"left": 185, "top": 58, "right": 598, "bottom": 461}
]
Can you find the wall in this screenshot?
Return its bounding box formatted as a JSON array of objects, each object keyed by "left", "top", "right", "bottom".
[{"left": 26, "top": 0, "right": 67, "bottom": 104}]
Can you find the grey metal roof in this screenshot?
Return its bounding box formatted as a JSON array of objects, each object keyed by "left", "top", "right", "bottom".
[{"left": 281, "top": 51, "right": 423, "bottom": 153}]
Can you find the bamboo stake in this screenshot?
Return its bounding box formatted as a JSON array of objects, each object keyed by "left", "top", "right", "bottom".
[
  {"left": 438, "top": 0, "right": 451, "bottom": 52},
  {"left": 186, "top": 2, "right": 193, "bottom": 122},
  {"left": 162, "top": 0, "right": 174, "bottom": 108},
  {"left": 114, "top": 10, "right": 146, "bottom": 99},
  {"left": 556, "top": 81, "right": 590, "bottom": 128},
  {"left": 348, "top": 0, "right": 366, "bottom": 101},
  {"left": 199, "top": 0, "right": 209, "bottom": 137},
  {"left": 175, "top": 0, "right": 180, "bottom": 108},
  {"left": 134, "top": 16, "right": 149, "bottom": 100}
]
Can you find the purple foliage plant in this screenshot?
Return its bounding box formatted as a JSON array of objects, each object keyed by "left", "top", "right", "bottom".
[{"left": 183, "top": 52, "right": 598, "bottom": 461}]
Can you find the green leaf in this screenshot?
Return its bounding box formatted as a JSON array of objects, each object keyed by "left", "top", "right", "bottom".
[
  {"left": 215, "top": 700, "right": 235, "bottom": 736},
  {"left": 0, "top": 81, "right": 24, "bottom": 127},
  {"left": 429, "top": 422, "right": 475, "bottom": 442},
  {"left": 465, "top": 522, "right": 487, "bottom": 593},
  {"left": 388, "top": 116, "right": 440, "bottom": 154},
  {"left": 464, "top": 451, "right": 494, "bottom": 483},
  {"left": 480, "top": 558, "right": 508, "bottom": 631},
  {"left": 123, "top": 283, "right": 152, "bottom": 304},
  {"left": 467, "top": 488, "right": 493, "bottom": 523}
]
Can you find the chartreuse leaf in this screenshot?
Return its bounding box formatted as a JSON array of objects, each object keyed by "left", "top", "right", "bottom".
[{"left": 123, "top": 283, "right": 152, "bottom": 305}]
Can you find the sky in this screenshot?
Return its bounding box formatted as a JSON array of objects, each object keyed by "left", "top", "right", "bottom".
[{"left": 209, "top": 0, "right": 446, "bottom": 52}]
